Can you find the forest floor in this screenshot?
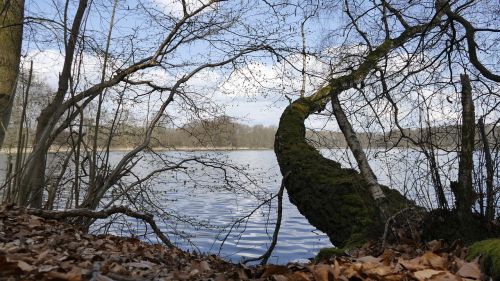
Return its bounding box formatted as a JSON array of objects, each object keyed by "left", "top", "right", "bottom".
[{"left": 0, "top": 204, "right": 487, "bottom": 281}]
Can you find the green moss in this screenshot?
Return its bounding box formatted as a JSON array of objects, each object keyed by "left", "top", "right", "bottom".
[
  {"left": 315, "top": 247, "right": 348, "bottom": 261},
  {"left": 467, "top": 239, "right": 500, "bottom": 279},
  {"left": 274, "top": 98, "right": 411, "bottom": 248}
]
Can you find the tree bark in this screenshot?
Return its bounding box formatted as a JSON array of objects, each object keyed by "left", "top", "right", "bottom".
[
  {"left": 453, "top": 73, "right": 475, "bottom": 220},
  {"left": 20, "top": 0, "right": 88, "bottom": 208},
  {"left": 274, "top": 96, "right": 411, "bottom": 248},
  {"left": 0, "top": 0, "right": 24, "bottom": 147},
  {"left": 273, "top": 20, "right": 438, "bottom": 247},
  {"left": 330, "top": 92, "right": 388, "bottom": 218},
  {"left": 478, "top": 117, "right": 494, "bottom": 221}
]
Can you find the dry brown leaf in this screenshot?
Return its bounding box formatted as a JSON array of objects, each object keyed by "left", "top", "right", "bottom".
[
  {"left": 287, "top": 271, "right": 311, "bottom": 281},
  {"left": 125, "top": 260, "right": 155, "bottom": 269},
  {"left": 312, "top": 264, "right": 333, "bottom": 281},
  {"left": 28, "top": 215, "right": 43, "bottom": 228},
  {"left": 429, "top": 271, "right": 462, "bottom": 281},
  {"left": 38, "top": 265, "right": 59, "bottom": 272},
  {"left": 413, "top": 269, "right": 446, "bottom": 281},
  {"left": 399, "top": 257, "right": 426, "bottom": 271},
  {"left": 333, "top": 258, "right": 340, "bottom": 280},
  {"left": 261, "top": 265, "right": 290, "bottom": 277},
  {"left": 456, "top": 262, "right": 480, "bottom": 280},
  {"left": 108, "top": 262, "right": 128, "bottom": 275},
  {"left": 343, "top": 263, "right": 363, "bottom": 279},
  {"left": 364, "top": 264, "right": 394, "bottom": 278},
  {"left": 17, "top": 260, "right": 35, "bottom": 272},
  {"left": 95, "top": 274, "right": 115, "bottom": 281},
  {"left": 421, "top": 251, "right": 447, "bottom": 269},
  {"left": 427, "top": 240, "right": 443, "bottom": 252},
  {"left": 47, "top": 267, "right": 83, "bottom": 281},
  {"left": 357, "top": 255, "right": 381, "bottom": 263},
  {"left": 190, "top": 260, "right": 211, "bottom": 272},
  {"left": 36, "top": 249, "right": 51, "bottom": 262},
  {"left": 380, "top": 248, "right": 396, "bottom": 265},
  {"left": 382, "top": 274, "right": 407, "bottom": 281},
  {"left": 272, "top": 274, "right": 289, "bottom": 281}
]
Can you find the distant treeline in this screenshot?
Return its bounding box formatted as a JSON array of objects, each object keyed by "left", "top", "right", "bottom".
[
  {"left": 3, "top": 114, "right": 498, "bottom": 150},
  {"left": 2, "top": 116, "right": 277, "bottom": 150},
  {"left": 308, "top": 124, "right": 500, "bottom": 149}
]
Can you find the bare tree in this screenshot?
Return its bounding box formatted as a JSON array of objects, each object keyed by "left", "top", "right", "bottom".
[
  {"left": 0, "top": 0, "right": 24, "bottom": 147},
  {"left": 274, "top": 0, "right": 500, "bottom": 248}
]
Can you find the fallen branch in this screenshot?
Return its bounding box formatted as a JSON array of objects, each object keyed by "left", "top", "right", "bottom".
[{"left": 27, "top": 205, "right": 174, "bottom": 248}]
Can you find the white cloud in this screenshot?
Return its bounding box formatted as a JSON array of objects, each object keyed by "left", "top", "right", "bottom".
[{"left": 152, "top": 0, "right": 214, "bottom": 18}]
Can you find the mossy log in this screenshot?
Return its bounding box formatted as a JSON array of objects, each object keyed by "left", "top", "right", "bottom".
[
  {"left": 274, "top": 97, "right": 410, "bottom": 248},
  {"left": 467, "top": 239, "right": 500, "bottom": 279}
]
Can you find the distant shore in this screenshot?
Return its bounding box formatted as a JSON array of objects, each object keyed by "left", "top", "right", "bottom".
[{"left": 0, "top": 146, "right": 273, "bottom": 154}]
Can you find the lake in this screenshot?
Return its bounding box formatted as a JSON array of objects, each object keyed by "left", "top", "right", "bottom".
[
  {"left": 98, "top": 150, "right": 334, "bottom": 264},
  {"left": 0, "top": 148, "right": 469, "bottom": 264}
]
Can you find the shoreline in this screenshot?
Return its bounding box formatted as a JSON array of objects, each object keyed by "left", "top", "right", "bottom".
[{"left": 0, "top": 146, "right": 274, "bottom": 154}]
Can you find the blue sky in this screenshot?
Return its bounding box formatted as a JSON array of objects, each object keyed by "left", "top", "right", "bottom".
[{"left": 22, "top": 0, "right": 343, "bottom": 127}]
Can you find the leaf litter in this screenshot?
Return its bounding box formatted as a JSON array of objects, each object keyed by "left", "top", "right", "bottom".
[{"left": 0, "top": 204, "right": 489, "bottom": 280}]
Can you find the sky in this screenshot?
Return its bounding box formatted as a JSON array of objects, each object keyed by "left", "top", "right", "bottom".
[
  {"left": 23, "top": 0, "right": 332, "bottom": 127},
  {"left": 21, "top": 0, "right": 498, "bottom": 130}
]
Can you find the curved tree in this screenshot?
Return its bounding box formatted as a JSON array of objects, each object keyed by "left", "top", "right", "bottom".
[{"left": 274, "top": 0, "right": 499, "bottom": 248}]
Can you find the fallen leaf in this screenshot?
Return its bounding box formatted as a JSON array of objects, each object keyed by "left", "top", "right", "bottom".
[
  {"left": 125, "top": 260, "right": 155, "bottom": 269},
  {"left": 287, "top": 271, "right": 311, "bottom": 281},
  {"left": 38, "top": 265, "right": 59, "bottom": 272},
  {"left": 17, "top": 260, "right": 35, "bottom": 272},
  {"left": 272, "top": 274, "right": 288, "bottom": 281},
  {"left": 357, "top": 255, "right": 381, "bottom": 263},
  {"left": 312, "top": 264, "right": 333, "bottom": 281},
  {"left": 429, "top": 271, "right": 462, "bottom": 281},
  {"left": 421, "top": 251, "right": 446, "bottom": 269},
  {"left": 427, "top": 240, "right": 443, "bottom": 252},
  {"left": 333, "top": 259, "right": 340, "bottom": 280},
  {"left": 47, "top": 267, "right": 83, "bottom": 281},
  {"left": 413, "top": 269, "right": 446, "bottom": 281},
  {"left": 364, "top": 264, "right": 394, "bottom": 278},
  {"left": 261, "top": 265, "right": 289, "bottom": 277},
  {"left": 108, "top": 262, "right": 128, "bottom": 275},
  {"left": 191, "top": 260, "right": 211, "bottom": 272},
  {"left": 399, "top": 257, "right": 426, "bottom": 271},
  {"left": 456, "top": 262, "right": 480, "bottom": 280}
]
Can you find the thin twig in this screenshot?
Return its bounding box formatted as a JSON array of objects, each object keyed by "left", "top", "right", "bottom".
[{"left": 243, "top": 171, "right": 290, "bottom": 265}]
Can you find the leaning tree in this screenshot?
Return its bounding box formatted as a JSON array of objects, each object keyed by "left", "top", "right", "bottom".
[{"left": 274, "top": 0, "right": 499, "bottom": 249}]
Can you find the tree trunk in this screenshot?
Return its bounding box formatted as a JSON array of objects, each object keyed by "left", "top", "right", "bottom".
[
  {"left": 330, "top": 92, "right": 388, "bottom": 218},
  {"left": 0, "top": 0, "right": 24, "bottom": 147},
  {"left": 478, "top": 117, "right": 494, "bottom": 221},
  {"left": 274, "top": 96, "right": 410, "bottom": 248},
  {"left": 20, "top": 0, "right": 88, "bottom": 208},
  {"left": 452, "top": 73, "right": 475, "bottom": 220}
]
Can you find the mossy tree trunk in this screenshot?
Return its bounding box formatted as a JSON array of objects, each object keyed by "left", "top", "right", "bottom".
[
  {"left": 273, "top": 13, "right": 500, "bottom": 247},
  {"left": 274, "top": 97, "right": 410, "bottom": 248},
  {"left": 0, "top": 0, "right": 24, "bottom": 148},
  {"left": 273, "top": 20, "right": 437, "bottom": 248}
]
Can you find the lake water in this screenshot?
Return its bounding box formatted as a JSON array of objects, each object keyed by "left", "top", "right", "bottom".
[
  {"left": 99, "top": 150, "right": 334, "bottom": 264},
  {"left": 1, "top": 148, "right": 486, "bottom": 264},
  {"left": 0, "top": 150, "right": 334, "bottom": 264}
]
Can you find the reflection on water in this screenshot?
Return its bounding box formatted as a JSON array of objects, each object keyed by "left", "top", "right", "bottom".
[
  {"left": 129, "top": 150, "right": 334, "bottom": 264},
  {"left": 0, "top": 150, "right": 333, "bottom": 264},
  {"left": 1, "top": 148, "right": 476, "bottom": 264}
]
